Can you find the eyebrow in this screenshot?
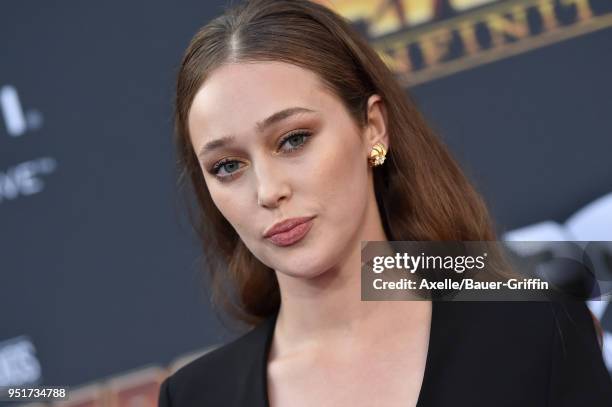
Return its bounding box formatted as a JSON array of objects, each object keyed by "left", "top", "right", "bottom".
[{"left": 197, "top": 107, "right": 316, "bottom": 158}]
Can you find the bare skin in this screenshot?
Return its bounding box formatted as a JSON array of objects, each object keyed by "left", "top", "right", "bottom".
[{"left": 188, "top": 61, "right": 432, "bottom": 407}]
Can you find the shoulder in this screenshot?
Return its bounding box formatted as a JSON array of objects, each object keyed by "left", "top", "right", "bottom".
[
  {"left": 437, "top": 299, "right": 595, "bottom": 332},
  {"left": 436, "top": 300, "right": 603, "bottom": 353},
  {"left": 158, "top": 316, "right": 274, "bottom": 407},
  {"left": 545, "top": 300, "right": 612, "bottom": 405},
  {"left": 429, "top": 300, "right": 603, "bottom": 377},
  {"left": 171, "top": 321, "right": 266, "bottom": 381},
  {"left": 433, "top": 300, "right": 611, "bottom": 405}
]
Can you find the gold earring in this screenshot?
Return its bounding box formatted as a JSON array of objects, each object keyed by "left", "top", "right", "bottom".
[{"left": 368, "top": 142, "right": 387, "bottom": 167}]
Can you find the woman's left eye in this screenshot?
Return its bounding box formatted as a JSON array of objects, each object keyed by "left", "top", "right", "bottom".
[{"left": 278, "top": 130, "right": 312, "bottom": 152}]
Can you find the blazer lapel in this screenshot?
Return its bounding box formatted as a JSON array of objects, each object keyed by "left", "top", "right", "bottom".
[{"left": 234, "top": 311, "right": 279, "bottom": 407}]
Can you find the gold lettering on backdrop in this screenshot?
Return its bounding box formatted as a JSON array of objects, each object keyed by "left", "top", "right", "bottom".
[
  {"left": 336, "top": 0, "right": 499, "bottom": 36},
  {"left": 393, "top": 44, "right": 415, "bottom": 72},
  {"left": 538, "top": 0, "right": 559, "bottom": 32},
  {"left": 561, "top": 0, "right": 594, "bottom": 21},
  {"left": 315, "top": 0, "right": 610, "bottom": 85},
  {"left": 486, "top": 6, "right": 530, "bottom": 46},
  {"left": 450, "top": 0, "right": 498, "bottom": 12},
  {"left": 369, "top": 0, "right": 438, "bottom": 35},
  {"left": 420, "top": 28, "right": 455, "bottom": 66},
  {"left": 376, "top": 44, "right": 414, "bottom": 80},
  {"left": 457, "top": 21, "right": 480, "bottom": 55},
  {"left": 379, "top": 44, "right": 410, "bottom": 75}
]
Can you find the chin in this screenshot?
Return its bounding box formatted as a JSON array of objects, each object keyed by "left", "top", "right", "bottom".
[
  {"left": 274, "top": 249, "right": 342, "bottom": 280},
  {"left": 276, "top": 267, "right": 330, "bottom": 280},
  {"left": 272, "top": 258, "right": 321, "bottom": 278}
]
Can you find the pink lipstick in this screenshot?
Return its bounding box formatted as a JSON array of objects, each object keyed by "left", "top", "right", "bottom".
[{"left": 263, "top": 216, "right": 314, "bottom": 247}]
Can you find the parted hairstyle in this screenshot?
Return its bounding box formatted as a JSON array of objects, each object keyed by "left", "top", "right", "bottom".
[{"left": 174, "top": 0, "right": 505, "bottom": 327}]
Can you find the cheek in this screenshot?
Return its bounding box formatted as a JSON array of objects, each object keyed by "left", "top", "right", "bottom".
[
  {"left": 305, "top": 131, "right": 369, "bottom": 216},
  {"left": 206, "top": 183, "right": 252, "bottom": 233}
]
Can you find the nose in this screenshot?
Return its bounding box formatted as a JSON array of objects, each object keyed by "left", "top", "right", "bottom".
[{"left": 254, "top": 160, "right": 291, "bottom": 209}]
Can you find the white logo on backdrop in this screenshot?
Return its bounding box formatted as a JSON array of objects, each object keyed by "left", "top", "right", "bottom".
[
  {"left": 0, "top": 85, "right": 43, "bottom": 137},
  {"left": 0, "top": 84, "right": 56, "bottom": 204},
  {"left": 504, "top": 192, "right": 612, "bottom": 372},
  {"left": 0, "top": 336, "right": 41, "bottom": 386}
]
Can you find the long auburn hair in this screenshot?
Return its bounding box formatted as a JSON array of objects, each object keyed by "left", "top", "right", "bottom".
[{"left": 174, "top": 0, "right": 500, "bottom": 327}]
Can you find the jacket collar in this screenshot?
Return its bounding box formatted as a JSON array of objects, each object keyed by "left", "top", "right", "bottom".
[
  {"left": 240, "top": 303, "right": 441, "bottom": 407},
  {"left": 234, "top": 310, "right": 279, "bottom": 407}
]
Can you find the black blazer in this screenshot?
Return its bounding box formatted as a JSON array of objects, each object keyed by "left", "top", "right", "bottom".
[{"left": 158, "top": 300, "right": 612, "bottom": 406}]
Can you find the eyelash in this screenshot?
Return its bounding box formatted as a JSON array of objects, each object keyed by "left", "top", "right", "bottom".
[{"left": 209, "top": 130, "right": 313, "bottom": 181}]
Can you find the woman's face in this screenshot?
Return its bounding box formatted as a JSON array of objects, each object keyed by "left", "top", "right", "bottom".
[{"left": 188, "top": 61, "right": 387, "bottom": 278}]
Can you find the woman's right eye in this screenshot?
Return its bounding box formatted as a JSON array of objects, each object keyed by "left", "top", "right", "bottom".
[{"left": 211, "top": 159, "right": 244, "bottom": 180}]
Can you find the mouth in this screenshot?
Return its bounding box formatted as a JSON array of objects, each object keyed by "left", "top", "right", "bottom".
[{"left": 263, "top": 216, "right": 315, "bottom": 247}]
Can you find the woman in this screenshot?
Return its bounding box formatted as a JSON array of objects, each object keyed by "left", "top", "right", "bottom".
[{"left": 159, "top": 0, "right": 612, "bottom": 405}]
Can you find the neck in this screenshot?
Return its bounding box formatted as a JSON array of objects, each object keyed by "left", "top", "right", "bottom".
[{"left": 272, "top": 191, "right": 430, "bottom": 353}]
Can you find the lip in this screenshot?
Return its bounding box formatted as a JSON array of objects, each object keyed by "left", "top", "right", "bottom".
[{"left": 263, "top": 216, "right": 315, "bottom": 247}]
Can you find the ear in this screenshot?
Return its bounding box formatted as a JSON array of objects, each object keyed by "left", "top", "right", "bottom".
[{"left": 363, "top": 94, "right": 389, "bottom": 153}]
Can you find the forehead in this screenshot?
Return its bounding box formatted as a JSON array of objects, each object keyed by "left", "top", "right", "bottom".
[{"left": 188, "top": 62, "right": 333, "bottom": 142}]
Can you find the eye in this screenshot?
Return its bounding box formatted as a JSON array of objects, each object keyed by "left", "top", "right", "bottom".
[
  {"left": 209, "top": 130, "right": 313, "bottom": 182},
  {"left": 278, "top": 130, "right": 312, "bottom": 153},
  {"left": 210, "top": 158, "right": 244, "bottom": 180}
]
